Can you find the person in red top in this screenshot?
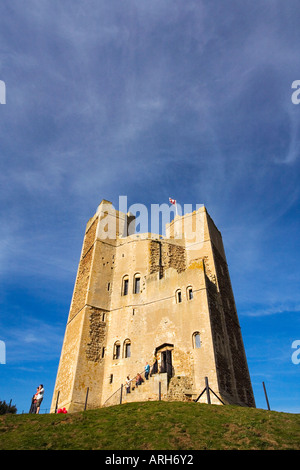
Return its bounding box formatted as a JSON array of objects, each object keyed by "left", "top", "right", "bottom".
[{"left": 29, "top": 387, "right": 39, "bottom": 413}]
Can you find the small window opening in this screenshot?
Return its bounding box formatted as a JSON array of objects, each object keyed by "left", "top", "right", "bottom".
[
  {"left": 113, "top": 342, "right": 121, "bottom": 360},
  {"left": 124, "top": 340, "right": 131, "bottom": 358},
  {"left": 187, "top": 287, "right": 193, "bottom": 300},
  {"left": 134, "top": 275, "right": 141, "bottom": 294},
  {"left": 122, "top": 277, "right": 129, "bottom": 296},
  {"left": 193, "top": 332, "right": 201, "bottom": 349},
  {"left": 176, "top": 289, "right": 182, "bottom": 303}
]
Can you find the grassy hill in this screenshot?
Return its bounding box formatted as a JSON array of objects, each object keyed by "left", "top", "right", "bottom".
[{"left": 0, "top": 401, "right": 299, "bottom": 450}]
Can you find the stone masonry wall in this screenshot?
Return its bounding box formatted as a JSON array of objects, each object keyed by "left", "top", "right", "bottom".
[
  {"left": 149, "top": 240, "right": 161, "bottom": 275},
  {"left": 206, "top": 279, "right": 234, "bottom": 399},
  {"left": 68, "top": 218, "right": 98, "bottom": 321},
  {"left": 85, "top": 307, "right": 107, "bottom": 362},
  {"left": 167, "top": 376, "right": 193, "bottom": 402},
  {"left": 165, "top": 243, "right": 186, "bottom": 273},
  {"left": 212, "top": 245, "right": 255, "bottom": 407},
  {"left": 149, "top": 240, "right": 186, "bottom": 276}
]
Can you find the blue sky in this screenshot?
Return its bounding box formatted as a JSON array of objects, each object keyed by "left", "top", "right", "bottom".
[{"left": 0, "top": 0, "right": 299, "bottom": 414}]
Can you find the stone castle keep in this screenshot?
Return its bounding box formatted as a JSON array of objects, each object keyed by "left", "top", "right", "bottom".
[{"left": 51, "top": 200, "right": 255, "bottom": 412}]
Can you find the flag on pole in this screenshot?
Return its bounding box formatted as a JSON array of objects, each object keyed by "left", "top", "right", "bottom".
[{"left": 169, "top": 197, "right": 178, "bottom": 216}]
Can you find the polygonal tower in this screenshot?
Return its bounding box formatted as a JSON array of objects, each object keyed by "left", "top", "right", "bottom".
[{"left": 51, "top": 200, "right": 255, "bottom": 412}]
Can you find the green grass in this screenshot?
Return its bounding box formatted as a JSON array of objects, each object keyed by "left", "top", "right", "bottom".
[{"left": 0, "top": 401, "right": 299, "bottom": 450}]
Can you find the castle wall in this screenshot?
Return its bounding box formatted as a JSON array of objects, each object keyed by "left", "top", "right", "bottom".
[
  {"left": 92, "top": 239, "right": 220, "bottom": 406},
  {"left": 211, "top": 246, "right": 255, "bottom": 406},
  {"left": 51, "top": 201, "right": 255, "bottom": 412},
  {"left": 51, "top": 214, "right": 100, "bottom": 412}
]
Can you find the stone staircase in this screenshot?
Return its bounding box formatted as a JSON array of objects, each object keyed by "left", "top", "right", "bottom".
[
  {"left": 121, "top": 373, "right": 168, "bottom": 404},
  {"left": 102, "top": 371, "right": 198, "bottom": 407}
]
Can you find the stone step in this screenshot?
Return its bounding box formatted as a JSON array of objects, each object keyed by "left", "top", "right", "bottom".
[{"left": 122, "top": 373, "right": 168, "bottom": 403}]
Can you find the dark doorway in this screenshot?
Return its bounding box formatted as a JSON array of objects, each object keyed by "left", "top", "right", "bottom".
[{"left": 161, "top": 349, "right": 172, "bottom": 378}]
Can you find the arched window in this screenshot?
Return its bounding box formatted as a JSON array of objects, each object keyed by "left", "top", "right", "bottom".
[
  {"left": 175, "top": 289, "right": 182, "bottom": 303},
  {"left": 123, "top": 339, "right": 131, "bottom": 358},
  {"left": 187, "top": 286, "right": 193, "bottom": 300},
  {"left": 193, "top": 332, "right": 201, "bottom": 349},
  {"left": 133, "top": 274, "right": 141, "bottom": 294},
  {"left": 113, "top": 341, "right": 121, "bottom": 359},
  {"left": 122, "top": 275, "right": 129, "bottom": 296}
]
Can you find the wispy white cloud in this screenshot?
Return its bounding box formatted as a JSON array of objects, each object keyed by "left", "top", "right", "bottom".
[
  {"left": 0, "top": 0, "right": 300, "bottom": 414},
  {"left": 241, "top": 303, "right": 300, "bottom": 317},
  {"left": 4, "top": 319, "right": 64, "bottom": 365}
]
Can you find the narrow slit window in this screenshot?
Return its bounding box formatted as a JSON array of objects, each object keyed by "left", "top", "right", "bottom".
[
  {"left": 124, "top": 340, "right": 131, "bottom": 358},
  {"left": 134, "top": 275, "right": 141, "bottom": 294},
  {"left": 176, "top": 289, "right": 182, "bottom": 303},
  {"left": 122, "top": 277, "right": 129, "bottom": 296},
  {"left": 193, "top": 332, "right": 201, "bottom": 349},
  {"left": 187, "top": 287, "right": 193, "bottom": 300},
  {"left": 113, "top": 342, "right": 121, "bottom": 359}
]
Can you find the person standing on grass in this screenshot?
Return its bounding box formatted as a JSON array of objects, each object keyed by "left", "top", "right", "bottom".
[
  {"left": 35, "top": 384, "right": 44, "bottom": 414},
  {"left": 29, "top": 387, "right": 39, "bottom": 413}
]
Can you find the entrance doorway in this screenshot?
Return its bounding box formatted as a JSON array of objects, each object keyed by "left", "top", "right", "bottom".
[
  {"left": 161, "top": 350, "right": 172, "bottom": 377},
  {"left": 155, "top": 343, "right": 174, "bottom": 379}
]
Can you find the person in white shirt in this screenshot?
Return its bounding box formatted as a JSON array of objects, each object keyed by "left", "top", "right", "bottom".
[
  {"left": 36, "top": 384, "right": 44, "bottom": 414},
  {"left": 125, "top": 376, "right": 131, "bottom": 394}
]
